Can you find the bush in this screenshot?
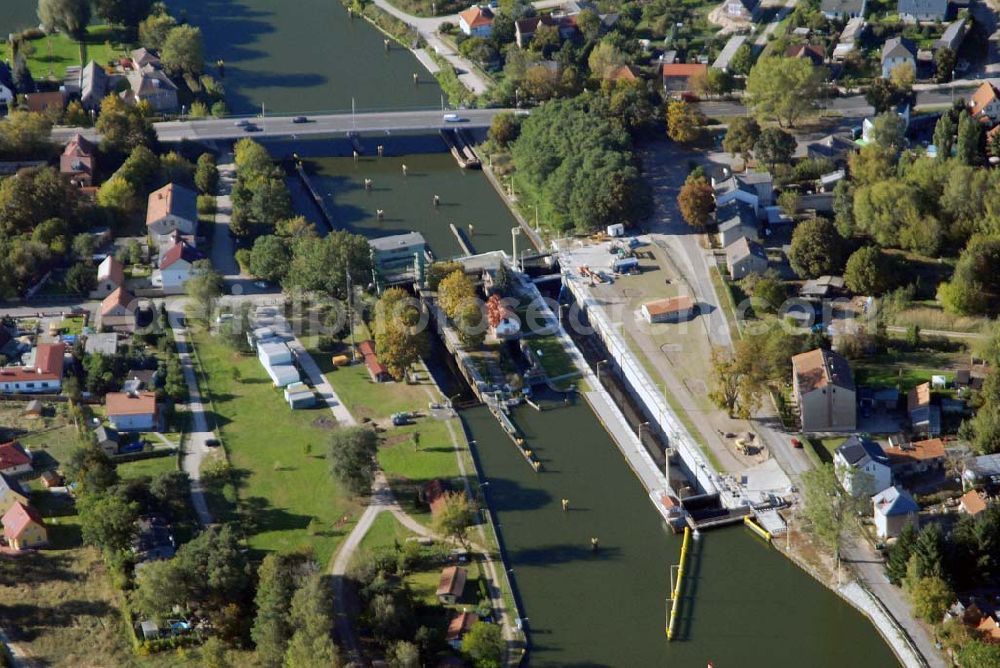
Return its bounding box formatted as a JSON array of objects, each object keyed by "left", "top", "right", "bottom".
[{"left": 197, "top": 195, "right": 216, "bottom": 215}]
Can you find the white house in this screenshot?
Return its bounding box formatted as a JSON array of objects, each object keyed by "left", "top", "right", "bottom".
[
  {"left": 105, "top": 392, "right": 159, "bottom": 432},
  {"left": 640, "top": 295, "right": 695, "bottom": 324},
  {"left": 154, "top": 240, "right": 202, "bottom": 292},
  {"left": 834, "top": 435, "right": 892, "bottom": 497},
  {"left": 881, "top": 37, "right": 916, "bottom": 79},
  {"left": 90, "top": 255, "right": 125, "bottom": 299},
  {"left": 872, "top": 486, "right": 920, "bottom": 539},
  {"left": 713, "top": 172, "right": 774, "bottom": 216},
  {"left": 458, "top": 6, "right": 494, "bottom": 37},
  {"left": 725, "top": 237, "right": 768, "bottom": 279},
  {"left": 0, "top": 442, "right": 33, "bottom": 476},
  {"left": 0, "top": 343, "right": 66, "bottom": 395},
  {"left": 100, "top": 287, "right": 138, "bottom": 331},
  {"left": 146, "top": 183, "right": 198, "bottom": 246}
]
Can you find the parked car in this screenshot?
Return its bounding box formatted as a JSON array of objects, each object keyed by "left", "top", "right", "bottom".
[
  {"left": 791, "top": 438, "right": 803, "bottom": 449},
  {"left": 292, "top": 116, "right": 309, "bottom": 124},
  {"left": 205, "top": 438, "right": 220, "bottom": 447},
  {"left": 233, "top": 119, "right": 249, "bottom": 127},
  {"left": 443, "top": 113, "right": 466, "bottom": 123}
]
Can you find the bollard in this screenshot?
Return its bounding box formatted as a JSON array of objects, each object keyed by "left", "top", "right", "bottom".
[
  {"left": 591, "top": 537, "right": 599, "bottom": 551},
  {"left": 561, "top": 499, "right": 569, "bottom": 511},
  {"left": 377, "top": 144, "right": 384, "bottom": 157}
]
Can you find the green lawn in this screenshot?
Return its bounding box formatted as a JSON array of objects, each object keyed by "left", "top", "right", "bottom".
[
  {"left": 357, "top": 511, "right": 416, "bottom": 553},
  {"left": 190, "top": 329, "right": 361, "bottom": 566},
  {"left": 853, "top": 349, "right": 963, "bottom": 391},
  {"left": 9, "top": 24, "right": 128, "bottom": 83},
  {"left": 526, "top": 334, "right": 577, "bottom": 380},
  {"left": 116, "top": 454, "right": 177, "bottom": 480}
]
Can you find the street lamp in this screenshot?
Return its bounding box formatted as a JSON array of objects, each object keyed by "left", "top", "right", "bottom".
[{"left": 596, "top": 359, "right": 607, "bottom": 383}]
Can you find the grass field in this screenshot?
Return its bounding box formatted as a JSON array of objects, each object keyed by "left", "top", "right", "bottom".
[
  {"left": 116, "top": 454, "right": 178, "bottom": 481},
  {"left": 190, "top": 329, "right": 361, "bottom": 566},
  {"left": 3, "top": 402, "right": 82, "bottom": 473},
  {"left": 8, "top": 24, "right": 128, "bottom": 83},
  {"left": 853, "top": 349, "right": 964, "bottom": 391},
  {"left": 357, "top": 511, "right": 416, "bottom": 553},
  {"left": 525, "top": 334, "right": 577, "bottom": 380}
]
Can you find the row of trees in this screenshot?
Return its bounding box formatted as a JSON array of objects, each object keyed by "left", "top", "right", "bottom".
[
  {"left": 437, "top": 269, "right": 485, "bottom": 349},
  {"left": 510, "top": 93, "right": 651, "bottom": 234},
  {"left": 230, "top": 139, "right": 292, "bottom": 240}
]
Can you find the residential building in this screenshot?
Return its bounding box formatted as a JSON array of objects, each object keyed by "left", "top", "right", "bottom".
[
  {"left": 446, "top": 611, "right": 479, "bottom": 650},
  {"left": 606, "top": 64, "right": 638, "bottom": 82},
  {"left": 0, "top": 343, "right": 66, "bottom": 394},
  {"left": 725, "top": 237, "right": 768, "bottom": 280},
  {"left": 514, "top": 14, "right": 579, "bottom": 48},
  {"left": 0, "top": 442, "right": 32, "bottom": 477},
  {"left": 970, "top": 82, "right": 1000, "bottom": 124},
  {"left": 60, "top": 134, "right": 97, "bottom": 187},
  {"left": 935, "top": 18, "right": 967, "bottom": 52},
  {"left": 90, "top": 255, "right": 125, "bottom": 299},
  {"left": 100, "top": 287, "right": 138, "bottom": 331},
  {"left": 0, "top": 63, "right": 14, "bottom": 109},
  {"left": 131, "top": 47, "right": 161, "bottom": 70},
  {"left": 640, "top": 296, "right": 695, "bottom": 324},
  {"left": 659, "top": 63, "right": 708, "bottom": 97},
  {"left": 80, "top": 60, "right": 109, "bottom": 110},
  {"left": 908, "top": 381, "right": 941, "bottom": 436},
  {"left": 898, "top": 0, "right": 948, "bottom": 22},
  {"left": 105, "top": 391, "right": 159, "bottom": 432},
  {"left": 785, "top": 43, "right": 826, "bottom": 66},
  {"left": 713, "top": 35, "right": 748, "bottom": 72},
  {"left": 436, "top": 565, "right": 468, "bottom": 604},
  {"left": 818, "top": 169, "right": 846, "bottom": 192},
  {"left": 964, "top": 453, "right": 1000, "bottom": 488},
  {"left": 124, "top": 368, "right": 158, "bottom": 391},
  {"left": 23, "top": 91, "right": 65, "bottom": 114},
  {"left": 791, "top": 348, "right": 857, "bottom": 432},
  {"left": 123, "top": 68, "right": 178, "bottom": 112},
  {"left": 0, "top": 474, "right": 28, "bottom": 515},
  {"left": 881, "top": 37, "right": 916, "bottom": 79},
  {"left": 713, "top": 171, "right": 774, "bottom": 214},
  {"left": 834, "top": 435, "right": 892, "bottom": 496},
  {"left": 40, "top": 470, "right": 62, "bottom": 488},
  {"left": 724, "top": 0, "right": 760, "bottom": 20},
  {"left": 154, "top": 239, "right": 202, "bottom": 292},
  {"left": 369, "top": 232, "right": 428, "bottom": 283},
  {"left": 959, "top": 489, "right": 989, "bottom": 516},
  {"left": 800, "top": 275, "right": 845, "bottom": 300},
  {"left": 821, "top": 0, "right": 866, "bottom": 18},
  {"left": 146, "top": 183, "right": 198, "bottom": 241},
  {"left": 357, "top": 340, "right": 391, "bottom": 383},
  {"left": 2, "top": 502, "right": 47, "bottom": 550},
  {"left": 884, "top": 437, "right": 946, "bottom": 476},
  {"left": 807, "top": 134, "right": 858, "bottom": 165},
  {"left": 458, "top": 6, "right": 494, "bottom": 37},
  {"left": 94, "top": 425, "right": 120, "bottom": 457},
  {"left": 872, "top": 486, "right": 920, "bottom": 539},
  {"left": 716, "top": 200, "right": 759, "bottom": 248}
]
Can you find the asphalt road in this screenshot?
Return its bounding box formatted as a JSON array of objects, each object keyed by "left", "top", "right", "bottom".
[{"left": 51, "top": 108, "right": 511, "bottom": 144}]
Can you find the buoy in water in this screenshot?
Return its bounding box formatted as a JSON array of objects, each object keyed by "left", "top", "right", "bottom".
[
  {"left": 376, "top": 209, "right": 385, "bottom": 220},
  {"left": 402, "top": 164, "right": 408, "bottom": 175},
  {"left": 561, "top": 499, "right": 569, "bottom": 511},
  {"left": 433, "top": 194, "right": 440, "bottom": 207},
  {"left": 377, "top": 144, "right": 384, "bottom": 157},
  {"left": 591, "top": 537, "right": 599, "bottom": 551}
]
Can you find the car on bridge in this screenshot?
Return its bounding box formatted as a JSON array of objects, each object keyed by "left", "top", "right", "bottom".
[
  {"left": 233, "top": 119, "right": 250, "bottom": 127},
  {"left": 292, "top": 116, "right": 309, "bottom": 124},
  {"left": 443, "top": 113, "right": 467, "bottom": 123}
]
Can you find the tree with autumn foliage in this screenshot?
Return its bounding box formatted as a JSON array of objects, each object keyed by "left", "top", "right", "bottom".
[{"left": 677, "top": 172, "right": 715, "bottom": 229}]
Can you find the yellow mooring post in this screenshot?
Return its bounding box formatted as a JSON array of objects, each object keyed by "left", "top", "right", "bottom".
[{"left": 666, "top": 526, "right": 691, "bottom": 641}]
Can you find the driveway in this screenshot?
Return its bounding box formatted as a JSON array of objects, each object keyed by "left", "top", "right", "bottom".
[{"left": 166, "top": 299, "right": 216, "bottom": 526}]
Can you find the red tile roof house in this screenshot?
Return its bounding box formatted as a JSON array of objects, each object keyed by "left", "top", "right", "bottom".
[
  {"left": 659, "top": 63, "right": 708, "bottom": 98},
  {"left": 357, "top": 340, "right": 391, "bottom": 383},
  {"left": 60, "top": 134, "right": 97, "bottom": 187},
  {"left": 0, "top": 441, "right": 33, "bottom": 476},
  {"left": 0, "top": 343, "right": 66, "bottom": 395},
  {"left": 2, "top": 502, "right": 47, "bottom": 550},
  {"left": 459, "top": 6, "right": 494, "bottom": 37},
  {"left": 146, "top": 183, "right": 198, "bottom": 248},
  {"left": 105, "top": 391, "right": 159, "bottom": 432},
  {"left": 100, "top": 287, "right": 139, "bottom": 331},
  {"left": 154, "top": 239, "right": 203, "bottom": 294},
  {"left": 970, "top": 81, "right": 1000, "bottom": 125},
  {"left": 436, "top": 565, "right": 468, "bottom": 604},
  {"left": 446, "top": 610, "right": 479, "bottom": 649}
]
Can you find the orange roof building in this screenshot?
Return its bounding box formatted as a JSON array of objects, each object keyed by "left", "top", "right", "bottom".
[
  {"left": 2, "top": 502, "right": 47, "bottom": 550},
  {"left": 884, "top": 438, "right": 945, "bottom": 464},
  {"left": 459, "top": 6, "right": 494, "bottom": 36},
  {"left": 446, "top": 611, "right": 479, "bottom": 648},
  {"left": 641, "top": 295, "right": 695, "bottom": 323},
  {"left": 791, "top": 348, "right": 856, "bottom": 432},
  {"left": 970, "top": 82, "right": 1000, "bottom": 123},
  {"left": 105, "top": 391, "right": 158, "bottom": 432},
  {"left": 146, "top": 183, "right": 198, "bottom": 238},
  {"left": 960, "top": 489, "right": 989, "bottom": 516},
  {"left": 0, "top": 343, "right": 65, "bottom": 394},
  {"left": 660, "top": 63, "right": 707, "bottom": 94},
  {"left": 607, "top": 64, "right": 639, "bottom": 82}
]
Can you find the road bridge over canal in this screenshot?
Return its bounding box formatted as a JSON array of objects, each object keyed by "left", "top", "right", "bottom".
[{"left": 52, "top": 108, "right": 513, "bottom": 144}]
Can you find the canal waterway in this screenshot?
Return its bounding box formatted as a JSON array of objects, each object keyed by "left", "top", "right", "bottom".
[
  {"left": 272, "top": 134, "right": 519, "bottom": 257},
  {"left": 1, "top": 2, "right": 38, "bottom": 36},
  {"left": 167, "top": 0, "right": 444, "bottom": 114},
  {"left": 463, "top": 401, "right": 901, "bottom": 667}
]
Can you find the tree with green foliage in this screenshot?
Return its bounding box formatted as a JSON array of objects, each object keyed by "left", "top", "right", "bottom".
[
  {"left": 906, "top": 573, "right": 953, "bottom": 623},
  {"left": 488, "top": 112, "right": 520, "bottom": 148},
  {"left": 328, "top": 427, "right": 379, "bottom": 496},
  {"left": 676, "top": 173, "right": 714, "bottom": 229},
  {"left": 461, "top": 621, "right": 504, "bottom": 668},
  {"left": 956, "top": 110, "right": 983, "bottom": 166},
  {"left": 933, "top": 112, "right": 955, "bottom": 159},
  {"left": 160, "top": 151, "right": 195, "bottom": 186},
  {"left": 438, "top": 270, "right": 477, "bottom": 321},
  {"left": 11, "top": 54, "right": 35, "bottom": 97},
  {"left": 935, "top": 47, "right": 957, "bottom": 83},
  {"left": 252, "top": 554, "right": 301, "bottom": 667},
  {"left": 115, "top": 145, "right": 160, "bottom": 191},
  {"left": 788, "top": 218, "right": 846, "bottom": 278},
  {"left": 66, "top": 446, "right": 119, "bottom": 493},
  {"left": 285, "top": 231, "right": 372, "bottom": 299},
  {"left": 95, "top": 95, "right": 156, "bottom": 153},
  {"left": 722, "top": 117, "right": 760, "bottom": 162},
  {"left": 938, "top": 234, "right": 1000, "bottom": 315},
  {"left": 386, "top": 640, "right": 419, "bottom": 668},
  {"left": 746, "top": 56, "right": 823, "bottom": 127},
  {"left": 374, "top": 287, "right": 428, "bottom": 380},
  {"left": 800, "top": 463, "right": 861, "bottom": 562},
  {"left": 65, "top": 261, "right": 96, "bottom": 295},
  {"left": 93, "top": 0, "right": 154, "bottom": 27},
  {"left": 666, "top": 100, "right": 701, "bottom": 143},
  {"left": 284, "top": 573, "right": 339, "bottom": 668},
  {"left": 0, "top": 166, "right": 79, "bottom": 237},
  {"left": 78, "top": 491, "right": 140, "bottom": 553},
  {"left": 185, "top": 262, "right": 225, "bottom": 322},
  {"left": 138, "top": 10, "right": 177, "bottom": 50},
  {"left": 729, "top": 43, "right": 755, "bottom": 76},
  {"left": 455, "top": 300, "right": 486, "bottom": 349},
  {"left": 133, "top": 558, "right": 187, "bottom": 619},
  {"left": 175, "top": 525, "right": 252, "bottom": 632},
  {"left": 865, "top": 78, "right": 899, "bottom": 114},
  {"left": 740, "top": 271, "right": 786, "bottom": 314},
  {"left": 957, "top": 640, "right": 1000, "bottom": 667},
  {"left": 587, "top": 41, "right": 626, "bottom": 81},
  {"left": 0, "top": 111, "right": 53, "bottom": 159},
  {"left": 709, "top": 321, "right": 802, "bottom": 418},
  {"left": 200, "top": 637, "right": 231, "bottom": 668},
  {"left": 871, "top": 112, "right": 906, "bottom": 153},
  {"left": 426, "top": 261, "right": 465, "bottom": 291},
  {"left": 843, "top": 246, "right": 895, "bottom": 296},
  {"left": 754, "top": 127, "right": 796, "bottom": 170},
  {"left": 886, "top": 522, "right": 917, "bottom": 585},
  {"left": 161, "top": 24, "right": 204, "bottom": 76},
  {"left": 433, "top": 491, "right": 475, "bottom": 549},
  {"left": 97, "top": 175, "right": 140, "bottom": 223},
  {"left": 249, "top": 235, "right": 290, "bottom": 283},
  {"left": 38, "top": 0, "right": 91, "bottom": 40},
  {"left": 911, "top": 523, "right": 946, "bottom": 580}
]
